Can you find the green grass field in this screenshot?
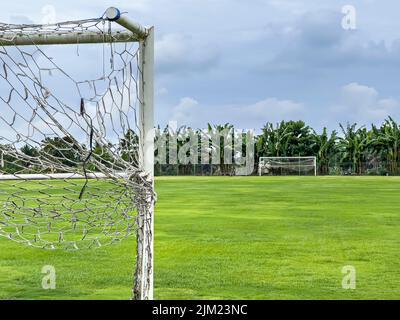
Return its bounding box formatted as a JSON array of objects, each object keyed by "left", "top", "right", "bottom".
[{"left": 0, "top": 176, "right": 399, "bottom": 300}]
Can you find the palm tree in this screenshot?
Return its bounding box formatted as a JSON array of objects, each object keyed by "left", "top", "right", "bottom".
[
  {"left": 257, "top": 121, "right": 292, "bottom": 157},
  {"left": 285, "top": 121, "right": 315, "bottom": 157},
  {"left": 176, "top": 125, "right": 198, "bottom": 175},
  {"left": 339, "top": 123, "right": 372, "bottom": 175},
  {"left": 207, "top": 123, "right": 235, "bottom": 175},
  {"left": 257, "top": 120, "right": 315, "bottom": 158},
  {"left": 312, "top": 128, "right": 338, "bottom": 175},
  {"left": 370, "top": 117, "right": 400, "bottom": 175}
]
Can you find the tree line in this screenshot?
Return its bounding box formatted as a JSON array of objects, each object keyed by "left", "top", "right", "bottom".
[
  {"left": 1, "top": 117, "right": 399, "bottom": 176},
  {"left": 156, "top": 117, "right": 400, "bottom": 176},
  {"left": 0, "top": 130, "right": 139, "bottom": 175},
  {"left": 256, "top": 117, "right": 399, "bottom": 176}
]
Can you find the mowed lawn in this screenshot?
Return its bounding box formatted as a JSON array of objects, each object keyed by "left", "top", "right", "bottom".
[{"left": 0, "top": 176, "right": 399, "bottom": 299}]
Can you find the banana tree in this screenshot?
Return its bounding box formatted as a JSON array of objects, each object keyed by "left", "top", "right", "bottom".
[
  {"left": 207, "top": 123, "right": 235, "bottom": 175},
  {"left": 339, "top": 123, "right": 372, "bottom": 175},
  {"left": 371, "top": 117, "right": 400, "bottom": 175},
  {"left": 257, "top": 121, "right": 292, "bottom": 158},
  {"left": 311, "top": 128, "right": 338, "bottom": 175}
]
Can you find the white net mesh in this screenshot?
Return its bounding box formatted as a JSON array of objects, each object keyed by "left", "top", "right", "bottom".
[
  {"left": 259, "top": 157, "right": 316, "bottom": 176},
  {"left": 0, "top": 17, "right": 154, "bottom": 299}
]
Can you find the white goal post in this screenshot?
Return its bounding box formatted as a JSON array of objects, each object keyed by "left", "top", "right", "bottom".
[
  {"left": 259, "top": 157, "right": 317, "bottom": 176},
  {"left": 0, "top": 7, "right": 154, "bottom": 300}
]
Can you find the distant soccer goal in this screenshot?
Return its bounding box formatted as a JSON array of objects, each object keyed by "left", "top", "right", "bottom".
[
  {"left": 259, "top": 157, "right": 317, "bottom": 176},
  {"left": 0, "top": 7, "right": 154, "bottom": 300}
]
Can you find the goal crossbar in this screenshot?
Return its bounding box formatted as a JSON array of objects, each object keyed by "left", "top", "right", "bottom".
[
  {"left": 0, "top": 31, "right": 139, "bottom": 46},
  {"left": 0, "top": 7, "right": 147, "bottom": 47}
]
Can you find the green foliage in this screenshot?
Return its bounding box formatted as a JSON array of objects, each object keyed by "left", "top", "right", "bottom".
[
  {"left": 207, "top": 123, "right": 235, "bottom": 175},
  {"left": 119, "top": 129, "right": 139, "bottom": 164},
  {"left": 370, "top": 117, "right": 400, "bottom": 175},
  {"left": 255, "top": 118, "right": 400, "bottom": 175},
  {"left": 41, "top": 136, "right": 81, "bottom": 169},
  {"left": 312, "top": 128, "right": 338, "bottom": 175},
  {"left": 257, "top": 120, "right": 318, "bottom": 158},
  {"left": 0, "top": 145, "right": 21, "bottom": 174},
  {"left": 1, "top": 118, "right": 400, "bottom": 175},
  {"left": 338, "top": 123, "right": 372, "bottom": 175}
]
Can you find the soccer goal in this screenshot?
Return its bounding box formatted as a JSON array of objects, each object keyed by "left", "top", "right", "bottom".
[
  {"left": 259, "top": 157, "right": 317, "bottom": 176},
  {"left": 0, "top": 7, "right": 154, "bottom": 300}
]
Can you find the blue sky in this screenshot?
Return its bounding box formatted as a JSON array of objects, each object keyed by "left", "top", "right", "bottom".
[{"left": 2, "top": 0, "right": 400, "bottom": 132}]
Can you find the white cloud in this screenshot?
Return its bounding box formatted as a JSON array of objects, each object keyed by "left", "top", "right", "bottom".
[
  {"left": 332, "top": 82, "right": 400, "bottom": 124},
  {"left": 167, "top": 96, "right": 304, "bottom": 129},
  {"left": 170, "top": 97, "right": 199, "bottom": 126},
  {"left": 267, "top": 0, "right": 306, "bottom": 15},
  {"left": 157, "top": 87, "right": 169, "bottom": 96},
  {"left": 2, "top": 1, "right": 400, "bottom": 132},
  {"left": 155, "top": 33, "right": 219, "bottom": 74},
  {"left": 238, "top": 98, "right": 304, "bottom": 120},
  {"left": 156, "top": 34, "right": 187, "bottom": 63},
  {"left": 342, "top": 82, "right": 379, "bottom": 107}
]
